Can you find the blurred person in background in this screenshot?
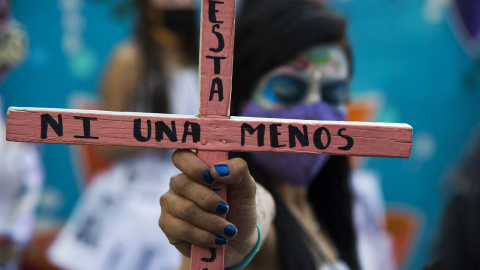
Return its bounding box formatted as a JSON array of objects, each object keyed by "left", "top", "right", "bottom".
[
  {"left": 0, "top": 0, "right": 44, "bottom": 270},
  {"left": 48, "top": 0, "right": 199, "bottom": 269},
  {"left": 424, "top": 127, "right": 480, "bottom": 270}
]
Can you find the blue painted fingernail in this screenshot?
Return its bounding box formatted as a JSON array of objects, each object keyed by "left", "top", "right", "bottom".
[
  {"left": 203, "top": 171, "right": 214, "bottom": 184},
  {"left": 214, "top": 164, "right": 230, "bottom": 176},
  {"left": 224, "top": 225, "right": 237, "bottom": 238},
  {"left": 216, "top": 202, "right": 229, "bottom": 215},
  {"left": 215, "top": 237, "right": 227, "bottom": 246}
]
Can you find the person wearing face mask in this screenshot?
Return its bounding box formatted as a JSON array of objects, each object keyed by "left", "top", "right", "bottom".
[
  {"left": 0, "top": 1, "right": 44, "bottom": 270},
  {"left": 47, "top": 1, "right": 199, "bottom": 269},
  {"left": 102, "top": 0, "right": 198, "bottom": 136},
  {"left": 159, "top": 0, "right": 362, "bottom": 269}
]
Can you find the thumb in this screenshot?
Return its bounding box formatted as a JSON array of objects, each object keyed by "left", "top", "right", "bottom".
[{"left": 209, "top": 158, "right": 258, "bottom": 248}]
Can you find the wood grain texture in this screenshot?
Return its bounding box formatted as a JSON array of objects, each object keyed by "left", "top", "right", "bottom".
[{"left": 6, "top": 107, "right": 412, "bottom": 158}]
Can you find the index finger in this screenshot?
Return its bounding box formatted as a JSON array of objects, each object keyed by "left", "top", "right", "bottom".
[{"left": 171, "top": 149, "right": 214, "bottom": 185}]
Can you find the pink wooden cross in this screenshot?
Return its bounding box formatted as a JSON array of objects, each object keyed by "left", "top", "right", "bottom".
[{"left": 5, "top": 1, "right": 412, "bottom": 269}]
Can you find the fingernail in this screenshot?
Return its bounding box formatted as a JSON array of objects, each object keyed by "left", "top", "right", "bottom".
[
  {"left": 216, "top": 202, "right": 229, "bottom": 215},
  {"left": 224, "top": 225, "right": 237, "bottom": 238},
  {"left": 214, "top": 164, "right": 230, "bottom": 176},
  {"left": 215, "top": 237, "right": 227, "bottom": 246},
  {"left": 203, "top": 171, "right": 214, "bottom": 184}
]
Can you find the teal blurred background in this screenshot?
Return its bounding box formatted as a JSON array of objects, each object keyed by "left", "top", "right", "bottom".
[
  {"left": 329, "top": 1, "right": 480, "bottom": 269},
  {"left": 2, "top": 1, "right": 480, "bottom": 269},
  {"left": 3, "top": 0, "right": 131, "bottom": 220}
]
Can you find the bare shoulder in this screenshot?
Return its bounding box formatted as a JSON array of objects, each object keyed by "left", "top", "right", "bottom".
[
  {"left": 109, "top": 40, "right": 143, "bottom": 70},
  {"left": 101, "top": 39, "right": 144, "bottom": 111}
]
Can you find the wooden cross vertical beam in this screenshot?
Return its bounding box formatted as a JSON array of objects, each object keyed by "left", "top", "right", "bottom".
[{"left": 192, "top": 0, "right": 236, "bottom": 269}]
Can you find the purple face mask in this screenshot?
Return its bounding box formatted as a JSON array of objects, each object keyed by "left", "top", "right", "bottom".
[{"left": 239, "top": 100, "right": 346, "bottom": 186}]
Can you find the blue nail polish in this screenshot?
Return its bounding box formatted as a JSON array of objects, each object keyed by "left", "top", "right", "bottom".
[
  {"left": 215, "top": 237, "right": 227, "bottom": 246},
  {"left": 214, "top": 164, "right": 230, "bottom": 176},
  {"left": 224, "top": 225, "right": 237, "bottom": 238},
  {"left": 216, "top": 202, "right": 229, "bottom": 215},
  {"left": 203, "top": 171, "right": 214, "bottom": 184}
]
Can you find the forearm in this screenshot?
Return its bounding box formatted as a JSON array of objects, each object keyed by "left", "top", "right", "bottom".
[
  {"left": 225, "top": 182, "right": 276, "bottom": 269},
  {"left": 254, "top": 182, "right": 275, "bottom": 250}
]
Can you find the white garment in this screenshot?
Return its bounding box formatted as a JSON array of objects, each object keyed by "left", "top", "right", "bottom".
[
  {"left": 48, "top": 67, "right": 198, "bottom": 270},
  {"left": 0, "top": 97, "right": 44, "bottom": 246},
  {"left": 167, "top": 66, "right": 199, "bottom": 116},
  {"left": 351, "top": 169, "right": 396, "bottom": 270},
  {"left": 319, "top": 261, "right": 350, "bottom": 270},
  {"left": 48, "top": 151, "right": 183, "bottom": 270}
]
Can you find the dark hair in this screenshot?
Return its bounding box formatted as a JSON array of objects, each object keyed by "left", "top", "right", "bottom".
[
  {"left": 231, "top": 0, "right": 359, "bottom": 269},
  {"left": 233, "top": 153, "right": 360, "bottom": 270},
  {"left": 232, "top": 0, "right": 352, "bottom": 115},
  {"left": 133, "top": 0, "right": 198, "bottom": 114}
]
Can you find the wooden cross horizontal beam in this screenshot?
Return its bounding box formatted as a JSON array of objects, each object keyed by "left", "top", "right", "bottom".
[{"left": 6, "top": 107, "right": 412, "bottom": 158}]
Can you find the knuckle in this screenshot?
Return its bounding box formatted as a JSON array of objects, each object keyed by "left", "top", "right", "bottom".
[
  {"left": 178, "top": 223, "right": 193, "bottom": 238},
  {"left": 198, "top": 230, "right": 212, "bottom": 246},
  {"left": 211, "top": 218, "right": 227, "bottom": 235},
  {"left": 199, "top": 215, "right": 212, "bottom": 227},
  {"left": 199, "top": 192, "right": 216, "bottom": 210},
  {"left": 199, "top": 213, "right": 217, "bottom": 228},
  {"left": 167, "top": 236, "right": 180, "bottom": 246},
  {"left": 169, "top": 174, "right": 178, "bottom": 189},
  {"left": 231, "top": 158, "right": 249, "bottom": 178},
  {"left": 176, "top": 223, "right": 186, "bottom": 235},
  {"left": 159, "top": 193, "right": 169, "bottom": 207},
  {"left": 158, "top": 216, "right": 166, "bottom": 230},
  {"left": 182, "top": 200, "right": 199, "bottom": 217},
  {"left": 230, "top": 158, "right": 254, "bottom": 187},
  {"left": 233, "top": 157, "right": 248, "bottom": 171},
  {"left": 174, "top": 175, "right": 192, "bottom": 194},
  {"left": 158, "top": 214, "right": 172, "bottom": 233}
]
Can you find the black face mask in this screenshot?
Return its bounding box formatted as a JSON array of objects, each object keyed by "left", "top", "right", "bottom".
[{"left": 163, "top": 9, "right": 197, "bottom": 37}]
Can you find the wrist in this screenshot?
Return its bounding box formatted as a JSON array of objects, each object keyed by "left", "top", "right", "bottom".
[{"left": 225, "top": 224, "right": 261, "bottom": 270}]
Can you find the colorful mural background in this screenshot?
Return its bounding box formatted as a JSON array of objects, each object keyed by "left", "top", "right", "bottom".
[
  {"left": 1, "top": 1, "right": 479, "bottom": 270},
  {"left": 329, "top": 0, "right": 480, "bottom": 269}
]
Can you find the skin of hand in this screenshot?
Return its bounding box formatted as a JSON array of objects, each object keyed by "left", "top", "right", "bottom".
[{"left": 159, "top": 149, "right": 259, "bottom": 267}]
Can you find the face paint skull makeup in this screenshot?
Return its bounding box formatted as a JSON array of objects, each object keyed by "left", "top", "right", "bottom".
[
  {"left": 251, "top": 45, "right": 349, "bottom": 111},
  {"left": 240, "top": 45, "right": 350, "bottom": 186}
]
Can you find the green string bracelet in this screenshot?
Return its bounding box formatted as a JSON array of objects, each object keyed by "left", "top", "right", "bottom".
[{"left": 225, "top": 224, "right": 261, "bottom": 270}]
